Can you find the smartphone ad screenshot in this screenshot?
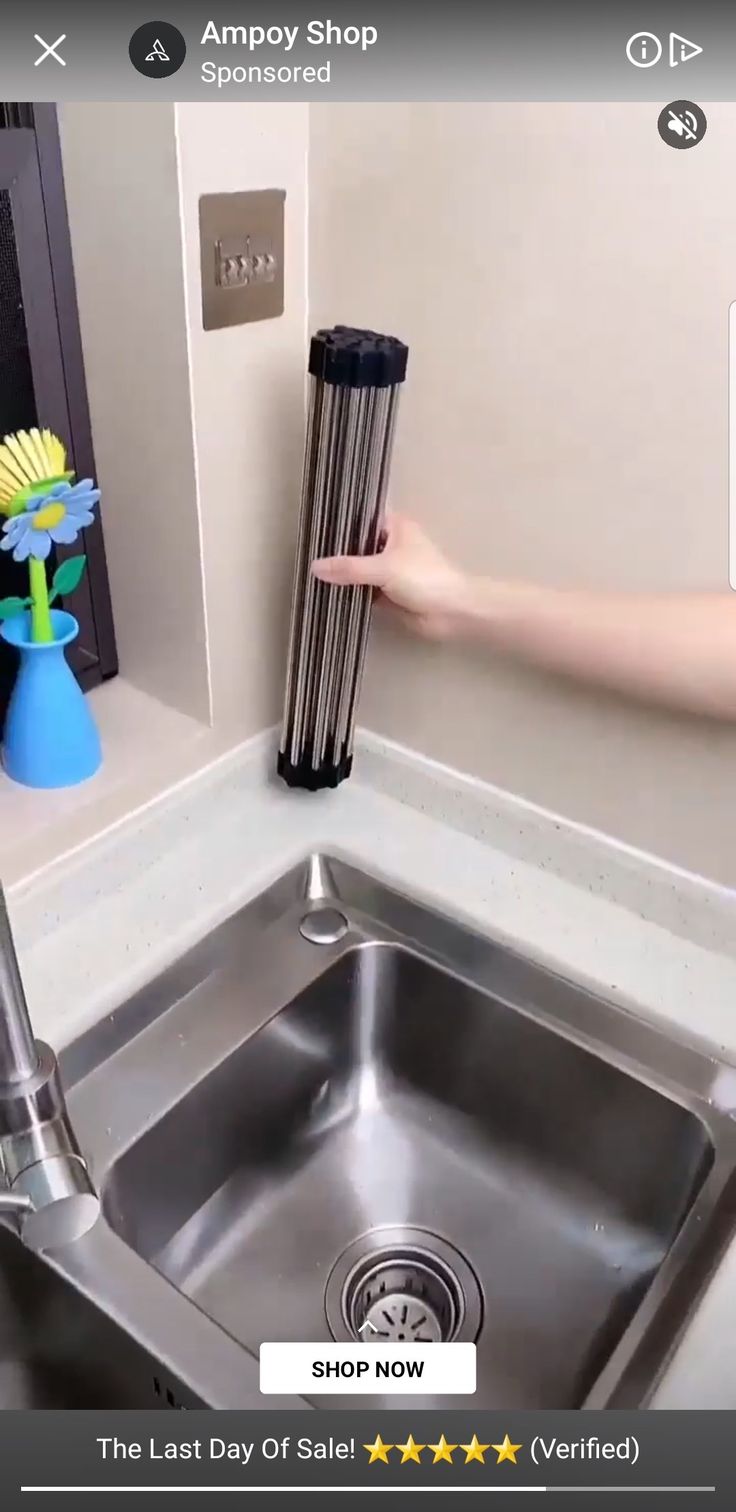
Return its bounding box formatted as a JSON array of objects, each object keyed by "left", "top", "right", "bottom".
[{"left": 0, "top": 1, "right": 734, "bottom": 1507}]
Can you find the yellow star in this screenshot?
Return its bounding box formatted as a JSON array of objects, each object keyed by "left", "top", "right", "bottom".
[
  {"left": 427, "top": 1434, "right": 458, "bottom": 1464},
  {"left": 395, "top": 1434, "right": 425, "bottom": 1464},
  {"left": 492, "top": 1434, "right": 522, "bottom": 1465},
  {"left": 460, "top": 1435, "right": 491, "bottom": 1464},
  {"left": 363, "top": 1435, "right": 393, "bottom": 1465}
]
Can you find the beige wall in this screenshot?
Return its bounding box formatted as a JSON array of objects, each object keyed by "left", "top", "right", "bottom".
[
  {"left": 175, "top": 102, "right": 308, "bottom": 734},
  {"left": 58, "top": 104, "right": 210, "bottom": 724},
  {"left": 61, "top": 103, "right": 309, "bottom": 741},
  {"left": 309, "top": 103, "right": 736, "bottom": 882}
]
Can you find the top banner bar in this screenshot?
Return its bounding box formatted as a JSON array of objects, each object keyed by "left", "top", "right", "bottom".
[{"left": 0, "top": 1, "right": 732, "bottom": 103}]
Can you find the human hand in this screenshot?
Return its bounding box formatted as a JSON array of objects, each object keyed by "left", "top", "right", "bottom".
[{"left": 311, "top": 515, "right": 467, "bottom": 639}]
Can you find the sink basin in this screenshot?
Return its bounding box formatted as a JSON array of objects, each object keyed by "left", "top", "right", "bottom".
[
  {"left": 23, "top": 853, "right": 735, "bottom": 1410},
  {"left": 0, "top": 1219, "right": 186, "bottom": 1408},
  {"left": 102, "top": 941, "right": 714, "bottom": 1410}
]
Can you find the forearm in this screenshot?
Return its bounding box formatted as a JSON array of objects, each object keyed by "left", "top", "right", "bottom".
[{"left": 453, "top": 581, "right": 736, "bottom": 720}]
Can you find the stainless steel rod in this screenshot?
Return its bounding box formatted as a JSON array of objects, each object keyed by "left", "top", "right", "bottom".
[
  {"left": 0, "top": 885, "right": 39, "bottom": 1086},
  {"left": 280, "top": 376, "right": 323, "bottom": 737},
  {"left": 343, "top": 389, "right": 401, "bottom": 752},
  {"left": 333, "top": 386, "right": 382, "bottom": 751},
  {"left": 289, "top": 383, "right": 340, "bottom": 763},
  {"left": 313, "top": 387, "right": 366, "bottom": 763},
  {"left": 279, "top": 327, "right": 408, "bottom": 790}
]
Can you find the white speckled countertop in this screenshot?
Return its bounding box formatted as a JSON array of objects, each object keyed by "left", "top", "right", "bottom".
[{"left": 8, "top": 727, "right": 736, "bottom": 1407}]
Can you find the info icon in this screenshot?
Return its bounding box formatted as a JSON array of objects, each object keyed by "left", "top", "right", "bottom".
[
  {"left": 657, "top": 100, "right": 707, "bottom": 149},
  {"left": 129, "top": 21, "right": 186, "bottom": 78}
]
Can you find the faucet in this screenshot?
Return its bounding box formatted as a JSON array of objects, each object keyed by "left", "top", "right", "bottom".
[{"left": 0, "top": 883, "right": 99, "bottom": 1251}]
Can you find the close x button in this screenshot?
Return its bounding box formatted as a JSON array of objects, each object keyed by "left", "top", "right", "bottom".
[{"left": 33, "top": 34, "right": 66, "bottom": 67}]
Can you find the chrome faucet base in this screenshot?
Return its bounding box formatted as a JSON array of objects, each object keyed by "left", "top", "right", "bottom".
[
  {"left": 0, "top": 1040, "right": 99, "bottom": 1252},
  {"left": 0, "top": 883, "right": 99, "bottom": 1253},
  {"left": 8, "top": 1155, "right": 99, "bottom": 1253},
  {"left": 0, "top": 1040, "right": 66, "bottom": 1132}
]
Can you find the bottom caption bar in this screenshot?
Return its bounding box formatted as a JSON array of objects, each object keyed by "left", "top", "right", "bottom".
[{"left": 0, "top": 1411, "right": 730, "bottom": 1502}]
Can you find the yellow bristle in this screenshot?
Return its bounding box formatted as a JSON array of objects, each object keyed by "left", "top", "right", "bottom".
[
  {"left": 0, "top": 463, "right": 23, "bottom": 502},
  {"left": 21, "top": 429, "right": 49, "bottom": 476},
  {"left": 12, "top": 432, "right": 51, "bottom": 481},
  {"left": 43, "top": 430, "right": 66, "bottom": 474},
  {"left": 0, "top": 429, "right": 67, "bottom": 509},
  {"left": 0, "top": 443, "right": 29, "bottom": 489},
  {"left": 3, "top": 433, "right": 40, "bottom": 485}
]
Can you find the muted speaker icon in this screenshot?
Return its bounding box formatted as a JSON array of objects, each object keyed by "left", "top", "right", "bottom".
[
  {"left": 668, "top": 109, "right": 698, "bottom": 140},
  {"left": 658, "top": 100, "right": 707, "bottom": 149}
]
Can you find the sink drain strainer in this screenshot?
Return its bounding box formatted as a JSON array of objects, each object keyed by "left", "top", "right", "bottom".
[
  {"left": 325, "top": 1226, "right": 483, "bottom": 1345},
  {"left": 348, "top": 1256, "right": 458, "bottom": 1342}
]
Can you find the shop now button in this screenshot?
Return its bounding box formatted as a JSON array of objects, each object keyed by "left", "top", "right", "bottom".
[{"left": 260, "top": 1342, "right": 476, "bottom": 1395}]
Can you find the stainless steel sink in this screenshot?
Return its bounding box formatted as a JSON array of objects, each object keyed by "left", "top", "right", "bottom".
[
  {"left": 6, "top": 855, "right": 736, "bottom": 1409},
  {"left": 0, "top": 1219, "right": 188, "bottom": 1408}
]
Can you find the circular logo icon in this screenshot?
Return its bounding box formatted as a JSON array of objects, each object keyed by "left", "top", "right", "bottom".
[
  {"left": 626, "top": 32, "right": 662, "bottom": 68},
  {"left": 658, "top": 100, "right": 707, "bottom": 149},
  {"left": 129, "top": 22, "right": 186, "bottom": 78}
]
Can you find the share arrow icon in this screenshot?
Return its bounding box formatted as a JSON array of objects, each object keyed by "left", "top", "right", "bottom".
[{"left": 670, "top": 33, "right": 703, "bottom": 67}]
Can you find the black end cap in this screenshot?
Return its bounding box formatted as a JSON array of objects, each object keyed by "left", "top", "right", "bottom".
[
  {"left": 308, "top": 325, "right": 408, "bottom": 389},
  {"left": 277, "top": 747, "right": 353, "bottom": 792}
]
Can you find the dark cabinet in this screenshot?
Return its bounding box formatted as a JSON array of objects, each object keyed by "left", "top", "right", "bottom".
[{"left": 0, "top": 104, "right": 117, "bottom": 718}]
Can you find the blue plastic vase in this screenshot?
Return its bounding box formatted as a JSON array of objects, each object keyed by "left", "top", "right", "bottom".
[{"left": 0, "top": 610, "right": 102, "bottom": 788}]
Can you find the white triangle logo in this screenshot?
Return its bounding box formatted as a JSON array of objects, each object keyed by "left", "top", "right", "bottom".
[
  {"left": 145, "top": 38, "right": 170, "bottom": 62},
  {"left": 670, "top": 32, "right": 703, "bottom": 66}
]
